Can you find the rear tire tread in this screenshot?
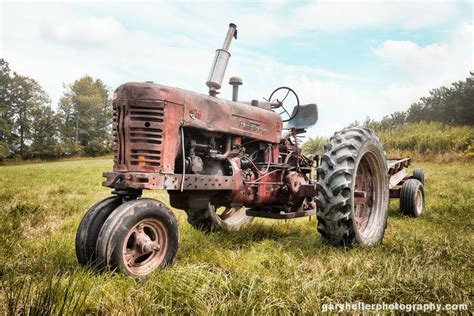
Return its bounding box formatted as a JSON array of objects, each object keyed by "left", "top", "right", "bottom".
[{"left": 316, "top": 127, "right": 388, "bottom": 247}]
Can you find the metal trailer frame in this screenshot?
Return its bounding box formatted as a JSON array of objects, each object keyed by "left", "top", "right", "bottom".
[{"left": 387, "top": 158, "right": 412, "bottom": 199}]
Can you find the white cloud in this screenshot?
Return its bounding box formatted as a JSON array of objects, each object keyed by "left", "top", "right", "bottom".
[
  {"left": 372, "top": 83, "right": 431, "bottom": 114},
  {"left": 234, "top": 13, "right": 291, "bottom": 43},
  {"left": 368, "top": 22, "right": 473, "bottom": 123},
  {"left": 1, "top": 2, "right": 472, "bottom": 139},
  {"left": 374, "top": 22, "right": 473, "bottom": 82},
  {"left": 292, "top": 1, "right": 464, "bottom": 31},
  {"left": 1, "top": 2, "right": 360, "bottom": 116},
  {"left": 42, "top": 17, "right": 124, "bottom": 46},
  {"left": 374, "top": 40, "right": 449, "bottom": 79}
]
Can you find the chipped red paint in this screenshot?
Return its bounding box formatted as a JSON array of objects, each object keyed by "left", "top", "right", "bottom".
[
  {"left": 111, "top": 82, "right": 282, "bottom": 175},
  {"left": 107, "top": 82, "right": 283, "bottom": 200}
]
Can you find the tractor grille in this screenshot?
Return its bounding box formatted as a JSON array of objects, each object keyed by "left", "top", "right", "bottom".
[{"left": 113, "top": 100, "right": 164, "bottom": 171}]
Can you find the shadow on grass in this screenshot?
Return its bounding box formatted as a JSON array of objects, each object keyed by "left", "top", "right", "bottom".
[{"left": 178, "top": 218, "right": 337, "bottom": 262}]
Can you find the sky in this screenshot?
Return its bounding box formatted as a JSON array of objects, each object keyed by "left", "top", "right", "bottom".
[{"left": 1, "top": 0, "right": 473, "bottom": 137}]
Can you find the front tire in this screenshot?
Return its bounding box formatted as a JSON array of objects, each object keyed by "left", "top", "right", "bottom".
[
  {"left": 76, "top": 196, "right": 122, "bottom": 266},
  {"left": 316, "top": 127, "right": 389, "bottom": 247},
  {"left": 96, "top": 199, "right": 179, "bottom": 277}
]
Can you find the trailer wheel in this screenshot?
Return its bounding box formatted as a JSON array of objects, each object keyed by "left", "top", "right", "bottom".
[
  {"left": 400, "top": 179, "right": 425, "bottom": 217},
  {"left": 316, "top": 127, "right": 389, "bottom": 247},
  {"left": 75, "top": 196, "right": 122, "bottom": 266},
  {"left": 412, "top": 168, "right": 424, "bottom": 185},
  {"left": 96, "top": 199, "right": 179, "bottom": 277},
  {"left": 187, "top": 204, "right": 253, "bottom": 232}
]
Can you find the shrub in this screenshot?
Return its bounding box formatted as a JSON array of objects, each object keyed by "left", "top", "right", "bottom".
[
  {"left": 302, "top": 137, "right": 327, "bottom": 156},
  {"left": 302, "top": 122, "right": 473, "bottom": 162},
  {"left": 84, "top": 140, "right": 111, "bottom": 157},
  {"left": 378, "top": 122, "right": 473, "bottom": 154}
]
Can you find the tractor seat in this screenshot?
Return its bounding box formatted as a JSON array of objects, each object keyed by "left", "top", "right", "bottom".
[{"left": 284, "top": 103, "right": 318, "bottom": 129}]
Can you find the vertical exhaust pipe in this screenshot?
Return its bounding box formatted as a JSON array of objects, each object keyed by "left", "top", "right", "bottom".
[{"left": 206, "top": 23, "right": 237, "bottom": 97}]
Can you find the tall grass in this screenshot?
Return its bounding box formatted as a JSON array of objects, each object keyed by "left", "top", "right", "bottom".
[
  {"left": 2, "top": 273, "right": 91, "bottom": 315},
  {"left": 0, "top": 159, "right": 472, "bottom": 313},
  {"left": 378, "top": 122, "right": 473, "bottom": 160},
  {"left": 302, "top": 123, "right": 473, "bottom": 162}
]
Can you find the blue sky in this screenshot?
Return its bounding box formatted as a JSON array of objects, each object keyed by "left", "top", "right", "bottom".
[{"left": 1, "top": 1, "right": 473, "bottom": 136}]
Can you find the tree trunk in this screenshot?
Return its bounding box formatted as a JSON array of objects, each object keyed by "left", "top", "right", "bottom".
[
  {"left": 19, "top": 109, "right": 24, "bottom": 157},
  {"left": 20, "top": 126, "right": 24, "bottom": 157},
  {"left": 75, "top": 116, "right": 79, "bottom": 144}
]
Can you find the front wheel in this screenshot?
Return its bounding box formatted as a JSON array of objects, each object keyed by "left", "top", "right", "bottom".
[
  {"left": 96, "top": 199, "right": 179, "bottom": 277},
  {"left": 316, "top": 127, "right": 389, "bottom": 247},
  {"left": 76, "top": 196, "right": 122, "bottom": 266}
]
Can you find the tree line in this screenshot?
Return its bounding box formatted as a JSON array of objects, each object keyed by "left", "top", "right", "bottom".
[
  {"left": 0, "top": 58, "right": 112, "bottom": 161},
  {"left": 351, "top": 72, "right": 474, "bottom": 131},
  {"left": 303, "top": 72, "right": 473, "bottom": 156}
]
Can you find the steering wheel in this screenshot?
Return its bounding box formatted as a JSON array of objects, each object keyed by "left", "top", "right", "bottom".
[{"left": 268, "top": 86, "right": 300, "bottom": 122}]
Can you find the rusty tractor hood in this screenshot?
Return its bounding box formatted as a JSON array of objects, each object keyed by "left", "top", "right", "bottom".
[{"left": 114, "top": 82, "right": 283, "bottom": 144}]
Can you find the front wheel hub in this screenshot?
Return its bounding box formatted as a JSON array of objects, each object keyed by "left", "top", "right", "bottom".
[{"left": 123, "top": 219, "right": 168, "bottom": 273}]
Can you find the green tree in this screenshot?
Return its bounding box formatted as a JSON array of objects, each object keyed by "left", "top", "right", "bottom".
[
  {"left": 302, "top": 137, "right": 327, "bottom": 156},
  {"left": 407, "top": 72, "right": 474, "bottom": 125},
  {"left": 29, "top": 105, "right": 61, "bottom": 159},
  {"left": 10, "top": 74, "right": 50, "bottom": 158},
  {"left": 348, "top": 72, "right": 474, "bottom": 130},
  {"left": 0, "top": 59, "right": 13, "bottom": 158},
  {"left": 58, "top": 75, "right": 112, "bottom": 155},
  {"left": 450, "top": 74, "right": 474, "bottom": 124}
]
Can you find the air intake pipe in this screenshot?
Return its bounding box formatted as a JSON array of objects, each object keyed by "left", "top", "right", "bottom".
[{"left": 206, "top": 23, "right": 237, "bottom": 97}]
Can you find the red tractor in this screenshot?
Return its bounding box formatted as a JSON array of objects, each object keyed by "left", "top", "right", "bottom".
[{"left": 76, "top": 24, "right": 426, "bottom": 277}]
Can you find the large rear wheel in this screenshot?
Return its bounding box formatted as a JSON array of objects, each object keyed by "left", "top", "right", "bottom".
[
  {"left": 187, "top": 204, "right": 253, "bottom": 232},
  {"left": 316, "top": 127, "right": 389, "bottom": 247}
]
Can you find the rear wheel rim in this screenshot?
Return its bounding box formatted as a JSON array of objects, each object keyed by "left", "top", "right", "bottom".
[
  {"left": 122, "top": 218, "right": 168, "bottom": 275},
  {"left": 353, "top": 151, "right": 384, "bottom": 238},
  {"left": 213, "top": 205, "right": 249, "bottom": 227}
]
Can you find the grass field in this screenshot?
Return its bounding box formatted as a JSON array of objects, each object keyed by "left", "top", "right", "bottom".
[{"left": 0, "top": 158, "right": 472, "bottom": 314}]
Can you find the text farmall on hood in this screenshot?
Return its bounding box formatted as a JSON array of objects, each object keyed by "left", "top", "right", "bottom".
[{"left": 76, "top": 24, "right": 425, "bottom": 277}]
